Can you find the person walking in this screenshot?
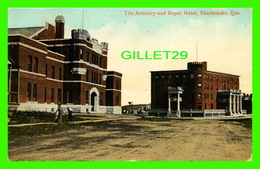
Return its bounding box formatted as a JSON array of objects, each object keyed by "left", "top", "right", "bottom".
[
  {"left": 55, "top": 102, "right": 63, "bottom": 123},
  {"left": 67, "top": 107, "right": 73, "bottom": 122}
]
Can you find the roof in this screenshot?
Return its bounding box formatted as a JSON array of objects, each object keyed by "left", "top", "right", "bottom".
[
  {"left": 150, "top": 70, "right": 188, "bottom": 73},
  {"left": 8, "top": 26, "right": 45, "bottom": 37},
  {"left": 207, "top": 71, "right": 239, "bottom": 77},
  {"left": 150, "top": 69, "right": 239, "bottom": 77}
]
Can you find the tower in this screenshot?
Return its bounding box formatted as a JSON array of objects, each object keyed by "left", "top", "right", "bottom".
[{"left": 55, "top": 15, "right": 64, "bottom": 39}]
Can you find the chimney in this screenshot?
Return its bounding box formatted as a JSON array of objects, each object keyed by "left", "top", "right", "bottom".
[{"left": 55, "top": 15, "right": 65, "bottom": 39}]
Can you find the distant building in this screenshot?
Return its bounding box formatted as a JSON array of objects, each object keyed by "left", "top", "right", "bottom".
[
  {"left": 242, "top": 93, "right": 252, "bottom": 114},
  {"left": 8, "top": 15, "right": 122, "bottom": 114},
  {"left": 150, "top": 61, "right": 246, "bottom": 117}
]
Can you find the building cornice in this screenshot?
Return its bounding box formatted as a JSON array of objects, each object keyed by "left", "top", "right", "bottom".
[
  {"left": 46, "top": 43, "right": 107, "bottom": 57},
  {"left": 8, "top": 42, "right": 48, "bottom": 55},
  {"left": 20, "top": 69, "right": 46, "bottom": 77},
  {"left": 8, "top": 34, "right": 49, "bottom": 47},
  {"left": 46, "top": 56, "right": 64, "bottom": 63},
  {"left": 106, "top": 89, "right": 121, "bottom": 92},
  {"left": 63, "top": 80, "right": 106, "bottom": 87},
  {"left": 107, "top": 74, "right": 122, "bottom": 79}
]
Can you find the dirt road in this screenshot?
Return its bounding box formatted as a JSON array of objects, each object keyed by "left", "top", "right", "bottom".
[{"left": 8, "top": 116, "right": 252, "bottom": 161}]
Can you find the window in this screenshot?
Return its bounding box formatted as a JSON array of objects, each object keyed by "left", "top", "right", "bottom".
[
  {"left": 198, "top": 73, "right": 202, "bottom": 79},
  {"left": 86, "top": 90, "right": 89, "bottom": 104},
  {"left": 211, "top": 103, "right": 214, "bottom": 109},
  {"left": 198, "top": 83, "right": 202, "bottom": 89},
  {"left": 45, "top": 64, "right": 48, "bottom": 77},
  {"left": 191, "top": 74, "right": 194, "bottom": 78},
  {"left": 116, "top": 96, "right": 120, "bottom": 105},
  {"left": 211, "top": 94, "right": 213, "bottom": 100},
  {"left": 204, "top": 103, "right": 207, "bottom": 109},
  {"left": 58, "top": 88, "right": 62, "bottom": 103},
  {"left": 91, "top": 71, "right": 94, "bottom": 83},
  {"left": 44, "top": 87, "right": 47, "bottom": 102},
  {"left": 59, "top": 67, "right": 62, "bottom": 80},
  {"left": 100, "top": 57, "right": 102, "bottom": 67},
  {"left": 80, "top": 48, "right": 83, "bottom": 59},
  {"left": 33, "top": 84, "right": 37, "bottom": 101},
  {"left": 103, "top": 58, "right": 107, "bottom": 68},
  {"left": 51, "top": 88, "right": 54, "bottom": 103},
  {"left": 198, "top": 93, "right": 202, "bottom": 99},
  {"left": 28, "top": 55, "right": 32, "bottom": 71},
  {"left": 116, "top": 80, "right": 120, "bottom": 90},
  {"left": 52, "top": 66, "right": 55, "bottom": 79},
  {"left": 216, "top": 76, "right": 218, "bottom": 81},
  {"left": 93, "top": 72, "right": 96, "bottom": 83},
  {"left": 211, "top": 84, "right": 213, "bottom": 90},
  {"left": 92, "top": 54, "right": 98, "bottom": 65},
  {"left": 86, "top": 51, "right": 90, "bottom": 62},
  {"left": 86, "top": 70, "right": 89, "bottom": 82},
  {"left": 96, "top": 72, "right": 98, "bottom": 84},
  {"left": 27, "top": 83, "right": 31, "bottom": 101},
  {"left": 34, "top": 57, "right": 38, "bottom": 73},
  {"left": 99, "top": 73, "right": 101, "bottom": 84}
]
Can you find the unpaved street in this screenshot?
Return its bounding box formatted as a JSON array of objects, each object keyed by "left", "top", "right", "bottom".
[{"left": 8, "top": 116, "right": 252, "bottom": 161}]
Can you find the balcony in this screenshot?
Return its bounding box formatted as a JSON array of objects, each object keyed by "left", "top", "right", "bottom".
[{"left": 71, "top": 68, "right": 86, "bottom": 75}]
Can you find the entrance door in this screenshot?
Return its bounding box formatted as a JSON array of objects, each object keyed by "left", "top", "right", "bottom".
[{"left": 91, "top": 92, "right": 97, "bottom": 111}]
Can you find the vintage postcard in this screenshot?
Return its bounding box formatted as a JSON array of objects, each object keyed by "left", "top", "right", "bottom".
[{"left": 7, "top": 8, "right": 252, "bottom": 161}]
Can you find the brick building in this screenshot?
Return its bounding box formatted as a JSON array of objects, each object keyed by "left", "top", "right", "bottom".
[
  {"left": 150, "top": 61, "right": 245, "bottom": 117},
  {"left": 8, "top": 15, "right": 122, "bottom": 114}
]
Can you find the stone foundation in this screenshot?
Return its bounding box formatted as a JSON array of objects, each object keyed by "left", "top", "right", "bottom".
[{"left": 16, "top": 102, "right": 121, "bottom": 114}]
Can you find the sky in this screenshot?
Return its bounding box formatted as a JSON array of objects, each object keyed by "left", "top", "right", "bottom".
[{"left": 8, "top": 8, "right": 252, "bottom": 105}]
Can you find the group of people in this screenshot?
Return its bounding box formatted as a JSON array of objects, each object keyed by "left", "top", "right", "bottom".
[{"left": 55, "top": 102, "right": 73, "bottom": 123}]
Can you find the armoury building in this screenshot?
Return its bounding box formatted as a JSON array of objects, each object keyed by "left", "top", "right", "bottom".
[
  {"left": 8, "top": 15, "right": 122, "bottom": 114},
  {"left": 150, "top": 61, "right": 250, "bottom": 117}
]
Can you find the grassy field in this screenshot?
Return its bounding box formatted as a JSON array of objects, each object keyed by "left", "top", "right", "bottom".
[{"left": 8, "top": 111, "right": 106, "bottom": 140}]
